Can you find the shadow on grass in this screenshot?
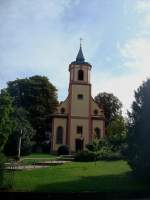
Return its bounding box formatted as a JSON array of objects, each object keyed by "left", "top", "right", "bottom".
[{"left": 34, "top": 171, "right": 150, "bottom": 193}]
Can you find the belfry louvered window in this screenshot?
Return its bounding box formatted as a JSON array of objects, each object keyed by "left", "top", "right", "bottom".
[{"left": 78, "top": 70, "right": 84, "bottom": 80}]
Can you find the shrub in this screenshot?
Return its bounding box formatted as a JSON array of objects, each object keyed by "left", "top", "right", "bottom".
[
  {"left": 57, "top": 145, "right": 69, "bottom": 155},
  {"left": 75, "top": 147, "right": 122, "bottom": 162},
  {"left": 97, "top": 147, "right": 122, "bottom": 160},
  {"left": 86, "top": 144, "right": 95, "bottom": 152},
  {"left": 75, "top": 151, "right": 97, "bottom": 162},
  {"left": 0, "top": 153, "right": 14, "bottom": 189},
  {"left": 41, "top": 142, "right": 50, "bottom": 153},
  {"left": 0, "top": 153, "right": 6, "bottom": 188}
]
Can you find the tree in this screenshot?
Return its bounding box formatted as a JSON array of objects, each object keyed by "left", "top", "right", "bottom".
[
  {"left": 127, "top": 79, "right": 150, "bottom": 180},
  {"left": 7, "top": 75, "right": 58, "bottom": 144},
  {"left": 107, "top": 115, "right": 127, "bottom": 152},
  {"left": 95, "top": 92, "right": 122, "bottom": 127},
  {"left": 4, "top": 107, "right": 35, "bottom": 157},
  {"left": 0, "top": 90, "right": 13, "bottom": 152}
]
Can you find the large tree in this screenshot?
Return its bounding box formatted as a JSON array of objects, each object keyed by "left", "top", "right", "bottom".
[
  {"left": 95, "top": 92, "right": 122, "bottom": 127},
  {"left": 107, "top": 115, "right": 127, "bottom": 152},
  {"left": 127, "top": 79, "right": 150, "bottom": 180},
  {"left": 4, "top": 107, "right": 35, "bottom": 157},
  {"left": 0, "top": 90, "right": 13, "bottom": 151},
  {"left": 7, "top": 75, "right": 58, "bottom": 144}
]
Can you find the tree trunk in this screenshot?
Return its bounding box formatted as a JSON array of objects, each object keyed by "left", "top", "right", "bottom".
[{"left": 17, "top": 129, "right": 22, "bottom": 160}]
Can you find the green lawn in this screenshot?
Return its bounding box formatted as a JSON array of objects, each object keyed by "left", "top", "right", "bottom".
[
  {"left": 22, "top": 153, "right": 57, "bottom": 159},
  {"left": 12, "top": 160, "right": 150, "bottom": 192},
  {"left": 20, "top": 153, "right": 57, "bottom": 165}
]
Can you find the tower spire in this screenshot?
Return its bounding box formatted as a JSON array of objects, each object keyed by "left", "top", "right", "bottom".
[{"left": 76, "top": 38, "right": 85, "bottom": 63}]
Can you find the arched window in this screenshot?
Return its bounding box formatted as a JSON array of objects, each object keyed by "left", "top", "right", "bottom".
[
  {"left": 95, "top": 127, "right": 101, "bottom": 139},
  {"left": 60, "top": 108, "right": 65, "bottom": 114},
  {"left": 56, "top": 126, "right": 63, "bottom": 144},
  {"left": 78, "top": 70, "right": 84, "bottom": 81}
]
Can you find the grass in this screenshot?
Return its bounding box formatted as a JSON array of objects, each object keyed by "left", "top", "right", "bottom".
[
  {"left": 22, "top": 153, "right": 57, "bottom": 159},
  {"left": 20, "top": 153, "right": 57, "bottom": 165},
  {"left": 11, "top": 160, "right": 150, "bottom": 192}
]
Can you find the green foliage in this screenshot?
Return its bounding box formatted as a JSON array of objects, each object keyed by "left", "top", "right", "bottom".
[
  {"left": 97, "top": 148, "right": 122, "bottom": 161},
  {"left": 85, "top": 136, "right": 123, "bottom": 161},
  {"left": 0, "top": 153, "right": 6, "bottom": 188},
  {"left": 86, "top": 138, "right": 102, "bottom": 152},
  {"left": 76, "top": 138, "right": 122, "bottom": 162},
  {"left": 57, "top": 145, "right": 69, "bottom": 155},
  {"left": 0, "top": 90, "right": 13, "bottom": 151},
  {"left": 107, "top": 115, "right": 127, "bottom": 152},
  {"left": 7, "top": 75, "right": 58, "bottom": 144},
  {"left": 4, "top": 107, "right": 35, "bottom": 156},
  {"left": 95, "top": 92, "right": 122, "bottom": 126},
  {"left": 127, "top": 79, "right": 150, "bottom": 181},
  {"left": 75, "top": 151, "right": 96, "bottom": 162}
]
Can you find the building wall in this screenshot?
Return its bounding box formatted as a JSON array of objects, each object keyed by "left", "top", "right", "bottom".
[
  {"left": 91, "top": 98, "right": 103, "bottom": 115},
  {"left": 56, "top": 98, "right": 69, "bottom": 114},
  {"left": 69, "top": 64, "right": 91, "bottom": 83},
  {"left": 51, "top": 61, "right": 105, "bottom": 152},
  {"left": 92, "top": 119, "right": 105, "bottom": 139},
  {"left": 52, "top": 117, "right": 67, "bottom": 151},
  {"left": 69, "top": 118, "right": 89, "bottom": 151},
  {"left": 71, "top": 84, "right": 90, "bottom": 117}
]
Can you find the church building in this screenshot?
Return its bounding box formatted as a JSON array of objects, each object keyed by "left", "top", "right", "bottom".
[{"left": 51, "top": 43, "right": 105, "bottom": 153}]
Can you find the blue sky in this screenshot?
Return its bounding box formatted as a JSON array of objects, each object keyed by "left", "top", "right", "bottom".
[{"left": 0, "top": 0, "right": 150, "bottom": 115}]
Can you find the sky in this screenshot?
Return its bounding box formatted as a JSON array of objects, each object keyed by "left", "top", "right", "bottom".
[{"left": 0, "top": 0, "right": 150, "bottom": 115}]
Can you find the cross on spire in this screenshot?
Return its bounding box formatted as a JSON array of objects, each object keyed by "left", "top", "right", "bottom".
[
  {"left": 80, "top": 38, "right": 83, "bottom": 47},
  {"left": 76, "top": 38, "right": 85, "bottom": 63}
]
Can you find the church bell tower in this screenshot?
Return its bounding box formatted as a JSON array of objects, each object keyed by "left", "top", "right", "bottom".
[
  {"left": 67, "top": 41, "right": 92, "bottom": 151},
  {"left": 51, "top": 41, "right": 105, "bottom": 153}
]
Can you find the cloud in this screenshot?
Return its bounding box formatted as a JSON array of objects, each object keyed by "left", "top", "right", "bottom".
[
  {"left": 135, "top": 0, "right": 150, "bottom": 13},
  {"left": 135, "top": 0, "right": 150, "bottom": 28},
  {"left": 0, "top": 0, "right": 150, "bottom": 117},
  {"left": 92, "top": 0, "right": 150, "bottom": 116},
  {"left": 92, "top": 35, "right": 150, "bottom": 115},
  {"left": 120, "top": 37, "right": 150, "bottom": 72}
]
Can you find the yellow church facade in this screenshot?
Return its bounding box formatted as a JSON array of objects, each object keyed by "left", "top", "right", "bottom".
[{"left": 51, "top": 44, "right": 105, "bottom": 153}]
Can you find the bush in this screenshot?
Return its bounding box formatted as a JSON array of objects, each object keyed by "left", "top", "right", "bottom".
[
  {"left": 86, "top": 144, "right": 95, "bottom": 152},
  {"left": 0, "top": 153, "right": 14, "bottom": 189},
  {"left": 75, "top": 147, "right": 122, "bottom": 162},
  {"left": 75, "top": 151, "right": 97, "bottom": 162},
  {"left": 21, "top": 143, "right": 32, "bottom": 156},
  {"left": 97, "top": 147, "right": 122, "bottom": 161},
  {"left": 0, "top": 153, "right": 6, "bottom": 188},
  {"left": 57, "top": 145, "right": 69, "bottom": 155},
  {"left": 41, "top": 142, "right": 50, "bottom": 153}
]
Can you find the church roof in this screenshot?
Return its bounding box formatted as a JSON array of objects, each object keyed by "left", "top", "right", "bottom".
[
  {"left": 76, "top": 44, "right": 85, "bottom": 63},
  {"left": 70, "top": 42, "right": 92, "bottom": 66}
]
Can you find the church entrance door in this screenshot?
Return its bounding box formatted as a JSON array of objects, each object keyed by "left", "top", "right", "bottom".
[{"left": 75, "top": 139, "right": 83, "bottom": 152}]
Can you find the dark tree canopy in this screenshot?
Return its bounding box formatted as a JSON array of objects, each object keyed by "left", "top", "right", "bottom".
[
  {"left": 7, "top": 75, "right": 58, "bottom": 144},
  {"left": 94, "top": 92, "right": 122, "bottom": 127},
  {"left": 4, "top": 107, "right": 35, "bottom": 156},
  {"left": 127, "top": 79, "right": 150, "bottom": 180},
  {"left": 0, "top": 90, "right": 13, "bottom": 151}
]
